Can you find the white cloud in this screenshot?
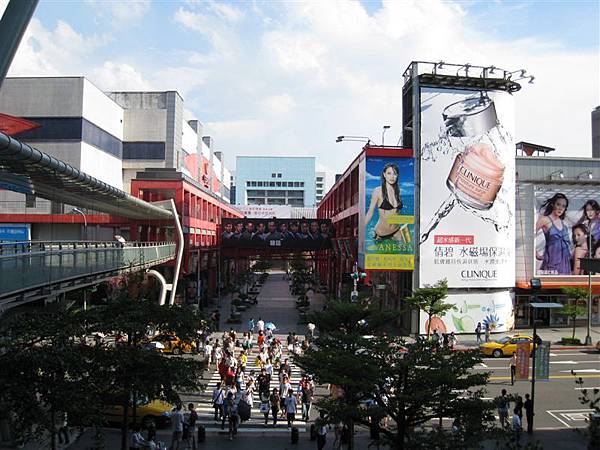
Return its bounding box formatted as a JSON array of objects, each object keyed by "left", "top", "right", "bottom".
[
  {"left": 91, "top": 61, "right": 153, "bottom": 91},
  {"left": 87, "top": 0, "right": 151, "bottom": 23},
  {"left": 261, "top": 94, "right": 296, "bottom": 116}
]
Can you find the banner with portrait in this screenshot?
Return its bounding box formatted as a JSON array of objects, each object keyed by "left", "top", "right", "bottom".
[
  {"left": 221, "top": 218, "right": 334, "bottom": 250},
  {"left": 363, "top": 155, "right": 415, "bottom": 270},
  {"left": 534, "top": 185, "right": 600, "bottom": 276}
]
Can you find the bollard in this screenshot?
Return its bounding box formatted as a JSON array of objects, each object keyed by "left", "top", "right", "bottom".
[
  {"left": 197, "top": 424, "right": 206, "bottom": 442},
  {"left": 291, "top": 426, "right": 299, "bottom": 444}
]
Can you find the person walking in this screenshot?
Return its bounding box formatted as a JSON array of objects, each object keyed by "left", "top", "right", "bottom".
[
  {"left": 448, "top": 331, "right": 458, "bottom": 350},
  {"left": 475, "top": 322, "right": 482, "bottom": 343},
  {"left": 248, "top": 317, "right": 255, "bottom": 333},
  {"left": 431, "top": 329, "right": 441, "bottom": 347},
  {"left": 169, "top": 403, "right": 184, "bottom": 450},
  {"left": 257, "top": 317, "right": 265, "bottom": 333},
  {"left": 497, "top": 389, "right": 510, "bottom": 430},
  {"left": 269, "top": 388, "right": 281, "bottom": 427},
  {"left": 212, "top": 383, "right": 224, "bottom": 422},
  {"left": 284, "top": 390, "right": 298, "bottom": 429},
  {"left": 485, "top": 323, "right": 491, "bottom": 342},
  {"left": 300, "top": 376, "right": 314, "bottom": 422},
  {"left": 510, "top": 353, "right": 517, "bottom": 386},
  {"left": 315, "top": 410, "right": 328, "bottom": 450},
  {"left": 524, "top": 393, "right": 534, "bottom": 434},
  {"left": 185, "top": 403, "right": 198, "bottom": 450}
]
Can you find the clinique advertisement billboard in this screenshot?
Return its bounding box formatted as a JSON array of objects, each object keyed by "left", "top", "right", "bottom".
[
  {"left": 419, "top": 87, "right": 516, "bottom": 288},
  {"left": 363, "top": 155, "right": 414, "bottom": 270},
  {"left": 221, "top": 218, "right": 334, "bottom": 250},
  {"left": 534, "top": 185, "right": 600, "bottom": 276},
  {"left": 418, "top": 291, "right": 513, "bottom": 334}
]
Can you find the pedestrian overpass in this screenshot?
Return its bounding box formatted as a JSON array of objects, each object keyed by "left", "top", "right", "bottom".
[{"left": 0, "top": 131, "right": 184, "bottom": 312}]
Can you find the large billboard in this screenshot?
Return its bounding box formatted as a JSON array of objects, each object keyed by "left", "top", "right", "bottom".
[
  {"left": 363, "top": 155, "right": 414, "bottom": 270},
  {"left": 418, "top": 291, "right": 514, "bottom": 334},
  {"left": 419, "top": 87, "right": 515, "bottom": 287},
  {"left": 534, "top": 185, "right": 600, "bottom": 276},
  {"left": 221, "top": 218, "right": 333, "bottom": 250}
]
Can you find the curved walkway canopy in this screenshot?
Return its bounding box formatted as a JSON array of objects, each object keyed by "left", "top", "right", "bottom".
[{"left": 0, "top": 131, "right": 173, "bottom": 220}]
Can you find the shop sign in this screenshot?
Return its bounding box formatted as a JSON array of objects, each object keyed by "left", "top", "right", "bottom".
[{"left": 419, "top": 87, "right": 515, "bottom": 288}]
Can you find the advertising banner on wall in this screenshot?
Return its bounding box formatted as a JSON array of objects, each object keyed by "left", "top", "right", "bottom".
[
  {"left": 419, "top": 87, "right": 515, "bottom": 288},
  {"left": 534, "top": 185, "right": 600, "bottom": 276},
  {"left": 236, "top": 205, "right": 292, "bottom": 219},
  {"left": 221, "top": 218, "right": 333, "bottom": 250},
  {"left": 515, "top": 342, "right": 530, "bottom": 381},
  {"left": 418, "top": 290, "right": 514, "bottom": 334},
  {"left": 363, "top": 155, "right": 415, "bottom": 270}
]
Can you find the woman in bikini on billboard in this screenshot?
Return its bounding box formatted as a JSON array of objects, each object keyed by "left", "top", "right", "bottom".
[{"left": 364, "top": 163, "right": 409, "bottom": 242}]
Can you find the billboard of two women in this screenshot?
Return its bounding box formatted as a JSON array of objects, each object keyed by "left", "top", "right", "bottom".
[
  {"left": 363, "top": 156, "right": 414, "bottom": 270},
  {"left": 535, "top": 188, "right": 600, "bottom": 276}
]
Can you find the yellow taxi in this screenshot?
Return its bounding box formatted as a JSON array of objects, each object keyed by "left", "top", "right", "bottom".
[
  {"left": 103, "top": 394, "right": 173, "bottom": 428},
  {"left": 150, "top": 334, "right": 196, "bottom": 355},
  {"left": 479, "top": 335, "right": 535, "bottom": 358}
]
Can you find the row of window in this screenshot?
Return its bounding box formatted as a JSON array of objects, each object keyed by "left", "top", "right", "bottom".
[
  {"left": 246, "top": 190, "right": 304, "bottom": 198},
  {"left": 246, "top": 180, "right": 305, "bottom": 187}
]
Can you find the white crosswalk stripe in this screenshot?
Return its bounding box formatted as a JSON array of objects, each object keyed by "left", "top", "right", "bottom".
[{"left": 181, "top": 334, "right": 310, "bottom": 433}]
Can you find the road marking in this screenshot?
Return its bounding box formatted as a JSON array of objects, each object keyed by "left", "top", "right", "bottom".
[
  {"left": 489, "top": 374, "right": 600, "bottom": 380},
  {"left": 479, "top": 362, "right": 488, "bottom": 368},
  {"left": 575, "top": 386, "right": 600, "bottom": 390},
  {"left": 547, "top": 409, "right": 595, "bottom": 429},
  {"left": 551, "top": 360, "right": 600, "bottom": 365},
  {"left": 560, "top": 369, "right": 600, "bottom": 373}
]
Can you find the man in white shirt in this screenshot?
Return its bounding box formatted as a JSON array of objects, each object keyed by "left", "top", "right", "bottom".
[
  {"left": 170, "top": 403, "right": 184, "bottom": 450},
  {"left": 257, "top": 317, "right": 265, "bottom": 333},
  {"left": 212, "top": 383, "right": 225, "bottom": 421},
  {"left": 284, "top": 391, "right": 297, "bottom": 429}
]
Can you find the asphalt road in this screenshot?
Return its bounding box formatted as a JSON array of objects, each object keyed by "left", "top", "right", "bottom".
[{"left": 477, "top": 347, "right": 600, "bottom": 430}]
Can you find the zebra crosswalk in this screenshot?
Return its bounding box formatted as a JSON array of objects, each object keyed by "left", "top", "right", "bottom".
[{"left": 181, "top": 335, "right": 309, "bottom": 434}]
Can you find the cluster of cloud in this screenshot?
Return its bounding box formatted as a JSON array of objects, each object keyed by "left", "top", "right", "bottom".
[{"left": 3, "top": 0, "right": 598, "bottom": 181}]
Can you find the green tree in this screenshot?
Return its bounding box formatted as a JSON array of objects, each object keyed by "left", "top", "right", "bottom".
[
  {"left": 560, "top": 287, "right": 588, "bottom": 340},
  {"left": 294, "top": 299, "right": 397, "bottom": 450},
  {"left": 405, "top": 279, "right": 453, "bottom": 337},
  {"left": 0, "top": 310, "right": 105, "bottom": 449}
]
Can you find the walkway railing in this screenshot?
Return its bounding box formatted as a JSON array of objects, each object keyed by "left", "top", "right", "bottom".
[{"left": 0, "top": 240, "right": 176, "bottom": 299}]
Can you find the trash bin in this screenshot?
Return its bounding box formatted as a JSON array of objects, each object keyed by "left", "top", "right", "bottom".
[
  {"left": 197, "top": 424, "right": 206, "bottom": 442},
  {"left": 291, "top": 426, "right": 299, "bottom": 444}
]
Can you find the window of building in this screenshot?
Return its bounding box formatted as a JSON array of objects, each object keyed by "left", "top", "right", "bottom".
[
  {"left": 276, "top": 182, "right": 281, "bottom": 187},
  {"left": 25, "top": 194, "right": 36, "bottom": 208},
  {"left": 272, "top": 173, "right": 276, "bottom": 178},
  {"left": 300, "top": 182, "right": 304, "bottom": 187},
  {"left": 293, "top": 182, "right": 300, "bottom": 187},
  {"left": 317, "top": 177, "right": 323, "bottom": 182},
  {"left": 277, "top": 173, "right": 282, "bottom": 178},
  {"left": 270, "top": 182, "right": 275, "bottom": 187},
  {"left": 251, "top": 181, "right": 257, "bottom": 186},
  {"left": 258, "top": 181, "right": 263, "bottom": 186},
  {"left": 246, "top": 181, "right": 251, "bottom": 186}
]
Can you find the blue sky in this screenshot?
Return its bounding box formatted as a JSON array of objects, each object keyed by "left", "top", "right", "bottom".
[{"left": 3, "top": 0, "right": 599, "bottom": 183}]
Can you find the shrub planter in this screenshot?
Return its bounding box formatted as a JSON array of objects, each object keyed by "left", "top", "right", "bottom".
[{"left": 560, "top": 337, "right": 582, "bottom": 345}]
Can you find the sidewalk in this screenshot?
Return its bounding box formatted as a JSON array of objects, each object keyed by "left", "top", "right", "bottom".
[
  {"left": 3, "top": 426, "right": 588, "bottom": 450},
  {"left": 450, "top": 325, "right": 600, "bottom": 350}
]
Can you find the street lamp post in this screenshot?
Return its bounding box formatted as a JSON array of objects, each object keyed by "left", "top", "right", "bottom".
[
  {"left": 585, "top": 232, "right": 593, "bottom": 345},
  {"left": 72, "top": 207, "right": 87, "bottom": 240},
  {"left": 529, "top": 301, "right": 563, "bottom": 433}
]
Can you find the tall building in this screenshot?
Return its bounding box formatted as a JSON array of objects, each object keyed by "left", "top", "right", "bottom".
[
  {"left": 315, "top": 171, "right": 325, "bottom": 205},
  {"left": 0, "top": 77, "right": 233, "bottom": 242},
  {"left": 593, "top": 106, "right": 600, "bottom": 158},
  {"left": 229, "top": 171, "right": 236, "bottom": 204},
  {"left": 235, "top": 156, "right": 316, "bottom": 207},
  {"left": 106, "top": 91, "right": 231, "bottom": 202}
]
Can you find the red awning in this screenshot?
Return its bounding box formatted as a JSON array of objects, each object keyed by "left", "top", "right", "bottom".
[{"left": 0, "top": 113, "right": 39, "bottom": 136}]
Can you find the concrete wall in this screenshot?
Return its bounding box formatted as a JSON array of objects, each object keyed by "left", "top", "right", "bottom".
[
  {"left": 82, "top": 79, "right": 123, "bottom": 140},
  {"left": 0, "top": 77, "right": 83, "bottom": 117},
  {"left": 181, "top": 120, "right": 197, "bottom": 155},
  {"left": 80, "top": 142, "right": 123, "bottom": 189},
  {"left": 123, "top": 109, "right": 167, "bottom": 141}
]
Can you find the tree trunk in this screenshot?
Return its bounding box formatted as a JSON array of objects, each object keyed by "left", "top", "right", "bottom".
[
  {"left": 132, "top": 391, "right": 137, "bottom": 429},
  {"left": 426, "top": 313, "right": 432, "bottom": 337},
  {"left": 348, "top": 418, "right": 354, "bottom": 450},
  {"left": 572, "top": 315, "right": 576, "bottom": 340},
  {"left": 121, "top": 399, "right": 129, "bottom": 450},
  {"left": 397, "top": 413, "right": 405, "bottom": 450},
  {"left": 50, "top": 407, "right": 56, "bottom": 450}
]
